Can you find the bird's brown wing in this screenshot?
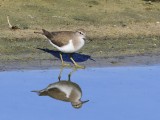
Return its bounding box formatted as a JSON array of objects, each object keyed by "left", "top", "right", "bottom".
[
  {"left": 48, "top": 88, "right": 69, "bottom": 102},
  {"left": 49, "top": 31, "right": 75, "bottom": 47},
  {"left": 42, "top": 29, "right": 76, "bottom": 47}
]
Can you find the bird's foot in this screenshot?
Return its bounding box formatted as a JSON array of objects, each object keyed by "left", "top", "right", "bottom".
[
  {"left": 74, "top": 64, "right": 85, "bottom": 69},
  {"left": 62, "top": 62, "right": 71, "bottom": 67}
]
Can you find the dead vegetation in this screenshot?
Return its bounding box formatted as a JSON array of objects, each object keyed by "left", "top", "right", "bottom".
[
  {"left": 7, "top": 16, "right": 20, "bottom": 30},
  {"left": 0, "top": 0, "right": 160, "bottom": 63}
]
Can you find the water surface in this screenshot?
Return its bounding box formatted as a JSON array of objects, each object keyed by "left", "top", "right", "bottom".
[{"left": 0, "top": 66, "right": 160, "bottom": 120}]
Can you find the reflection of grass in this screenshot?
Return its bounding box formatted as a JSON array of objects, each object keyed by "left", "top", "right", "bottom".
[{"left": 0, "top": 0, "right": 160, "bottom": 62}]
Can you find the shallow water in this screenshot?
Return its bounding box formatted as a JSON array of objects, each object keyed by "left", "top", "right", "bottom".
[{"left": 0, "top": 66, "right": 160, "bottom": 120}]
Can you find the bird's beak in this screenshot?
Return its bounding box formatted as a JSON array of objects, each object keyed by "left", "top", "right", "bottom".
[
  {"left": 83, "top": 36, "right": 87, "bottom": 40},
  {"left": 82, "top": 100, "right": 89, "bottom": 104},
  {"left": 85, "top": 36, "right": 92, "bottom": 43}
]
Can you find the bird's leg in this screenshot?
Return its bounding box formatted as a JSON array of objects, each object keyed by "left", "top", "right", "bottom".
[
  {"left": 59, "top": 52, "right": 70, "bottom": 67},
  {"left": 68, "top": 68, "right": 77, "bottom": 81},
  {"left": 69, "top": 54, "right": 85, "bottom": 69},
  {"left": 58, "top": 67, "right": 64, "bottom": 81},
  {"left": 68, "top": 73, "right": 71, "bottom": 82}
]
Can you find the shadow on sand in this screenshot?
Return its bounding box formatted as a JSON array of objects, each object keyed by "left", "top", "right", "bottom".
[{"left": 37, "top": 48, "right": 95, "bottom": 63}]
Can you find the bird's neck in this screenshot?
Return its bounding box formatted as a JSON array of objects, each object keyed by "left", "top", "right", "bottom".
[{"left": 73, "top": 37, "right": 85, "bottom": 52}]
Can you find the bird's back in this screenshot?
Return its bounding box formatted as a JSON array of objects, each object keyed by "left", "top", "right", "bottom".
[
  {"left": 35, "top": 81, "right": 82, "bottom": 102},
  {"left": 42, "top": 29, "right": 75, "bottom": 47}
]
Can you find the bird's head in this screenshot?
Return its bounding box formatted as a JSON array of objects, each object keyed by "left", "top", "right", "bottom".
[
  {"left": 76, "top": 29, "right": 86, "bottom": 39},
  {"left": 71, "top": 100, "right": 89, "bottom": 109}
]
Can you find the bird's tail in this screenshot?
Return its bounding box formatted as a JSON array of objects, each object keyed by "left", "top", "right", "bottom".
[
  {"left": 31, "top": 90, "right": 47, "bottom": 96},
  {"left": 42, "top": 29, "right": 52, "bottom": 39},
  {"left": 31, "top": 90, "right": 40, "bottom": 95},
  {"left": 34, "top": 29, "right": 52, "bottom": 39},
  {"left": 34, "top": 31, "right": 44, "bottom": 35}
]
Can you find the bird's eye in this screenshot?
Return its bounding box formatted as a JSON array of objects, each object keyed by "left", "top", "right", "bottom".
[
  {"left": 79, "top": 31, "right": 83, "bottom": 35},
  {"left": 74, "top": 105, "right": 79, "bottom": 108}
]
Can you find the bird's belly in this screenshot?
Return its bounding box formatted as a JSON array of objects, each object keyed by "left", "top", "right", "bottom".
[
  {"left": 60, "top": 38, "right": 85, "bottom": 53},
  {"left": 49, "top": 39, "right": 84, "bottom": 53},
  {"left": 54, "top": 85, "right": 73, "bottom": 98},
  {"left": 59, "top": 46, "right": 75, "bottom": 53},
  {"left": 74, "top": 41, "right": 84, "bottom": 52},
  {"left": 58, "top": 40, "right": 75, "bottom": 53}
]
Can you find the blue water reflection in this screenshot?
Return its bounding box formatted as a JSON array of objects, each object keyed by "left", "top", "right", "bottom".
[{"left": 0, "top": 66, "right": 160, "bottom": 120}]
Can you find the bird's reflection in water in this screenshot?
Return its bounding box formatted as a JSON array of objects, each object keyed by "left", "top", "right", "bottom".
[{"left": 32, "top": 67, "right": 89, "bottom": 109}]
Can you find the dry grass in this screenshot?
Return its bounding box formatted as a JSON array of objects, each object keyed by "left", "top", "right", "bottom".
[
  {"left": 1, "top": 0, "right": 160, "bottom": 34},
  {"left": 144, "top": 0, "right": 160, "bottom": 2},
  {"left": 0, "top": 0, "right": 160, "bottom": 62}
]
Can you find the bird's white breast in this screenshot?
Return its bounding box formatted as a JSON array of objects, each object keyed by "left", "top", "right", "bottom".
[
  {"left": 59, "top": 40, "right": 75, "bottom": 53},
  {"left": 48, "top": 37, "right": 85, "bottom": 53},
  {"left": 53, "top": 84, "right": 73, "bottom": 98},
  {"left": 74, "top": 37, "right": 85, "bottom": 52}
]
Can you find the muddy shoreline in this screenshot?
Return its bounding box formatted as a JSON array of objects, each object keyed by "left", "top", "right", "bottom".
[{"left": 1, "top": 54, "right": 160, "bottom": 72}]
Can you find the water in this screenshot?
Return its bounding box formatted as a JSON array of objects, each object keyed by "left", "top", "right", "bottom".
[{"left": 0, "top": 66, "right": 160, "bottom": 120}]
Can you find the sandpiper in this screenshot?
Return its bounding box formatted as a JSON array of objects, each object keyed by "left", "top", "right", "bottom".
[
  {"left": 32, "top": 68, "right": 89, "bottom": 109},
  {"left": 35, "top": 29, "right": 86, "bottom": 68}
]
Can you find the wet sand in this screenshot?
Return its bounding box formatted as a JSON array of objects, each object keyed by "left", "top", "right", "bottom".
[{"left": 1, "top": 54, "right": 160, "bottom": 71}]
